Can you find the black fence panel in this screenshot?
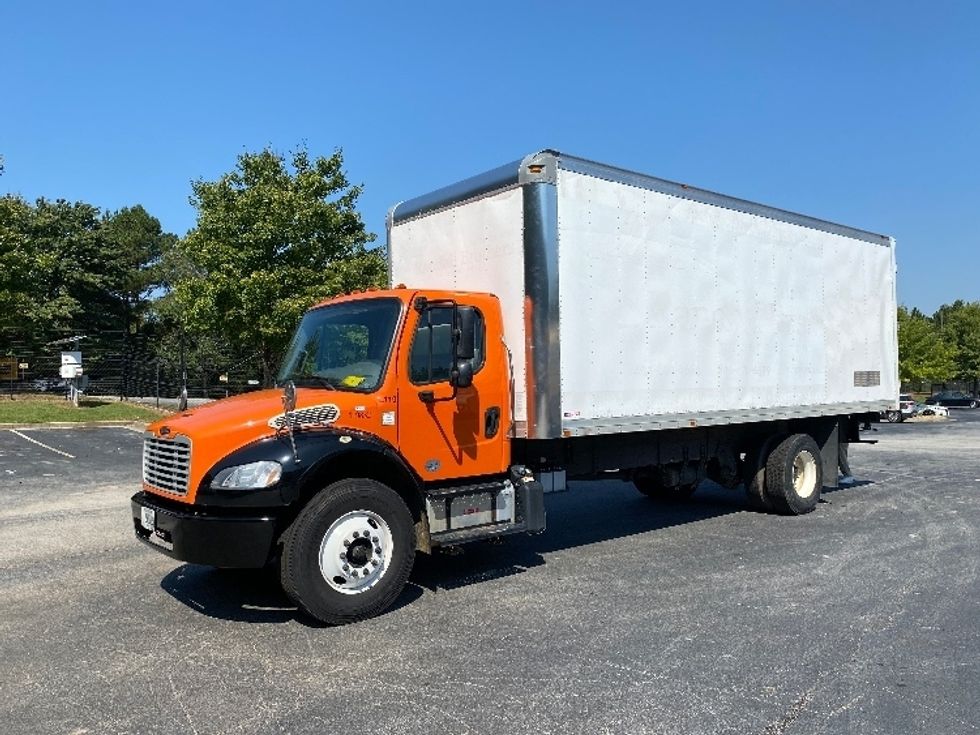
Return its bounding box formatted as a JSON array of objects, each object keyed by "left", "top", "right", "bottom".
[{"left": 1, "top": 329, "right": 271, "bottom": 402}]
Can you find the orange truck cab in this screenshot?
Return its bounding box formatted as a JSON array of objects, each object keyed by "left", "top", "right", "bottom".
[{"left": 132, "top": 288, "right": 546, "bottom": 624}]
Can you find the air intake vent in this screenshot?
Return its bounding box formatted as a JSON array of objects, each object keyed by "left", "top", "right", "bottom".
[
  {"left": 853, "top": 370, "right": 881, "bottom": 387},
  {"left": 143, "top": 434, "right": 191, "bottom": 495},
  {"left": 269, "top": 403, "right": 341, "bottom": 430}
]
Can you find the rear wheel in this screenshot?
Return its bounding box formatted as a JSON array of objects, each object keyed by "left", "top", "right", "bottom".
[
  {"left": 764, "top": 434, "right": 823, "bottom": 515},
  {"left": 743, "top": 435, "right": 784, "bottom": 511},
  {"left": 280, "top": 478, "right": 415, "bottom": 624},
  {"left": 884, "top": 410, "right": 902, "bottom": 423}
]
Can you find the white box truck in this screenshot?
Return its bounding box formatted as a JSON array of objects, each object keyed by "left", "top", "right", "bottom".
[{"left": 133, "top": 150, "right": 898, "bottom": 624}]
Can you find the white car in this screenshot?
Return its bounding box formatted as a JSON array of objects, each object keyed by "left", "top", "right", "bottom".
[
  {"left": 916, "top": 402, "right": 949, "bottom": 417},
  {"left": 882, "top": 394, "right": 917, "bottom": 422}
]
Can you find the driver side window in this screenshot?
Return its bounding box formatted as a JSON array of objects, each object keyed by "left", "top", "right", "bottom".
[{"left": 409, "top": 307, "right": 485, "bottom": 385}]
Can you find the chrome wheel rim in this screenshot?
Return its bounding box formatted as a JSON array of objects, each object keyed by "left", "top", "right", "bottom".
[
  {"left": 318, "top": 510, "right": 393, "bottom": 595},
  {"left": 792, "top": 450, "right": 818, "bottom": 499}
]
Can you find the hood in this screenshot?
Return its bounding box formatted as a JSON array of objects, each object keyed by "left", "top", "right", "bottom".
[
  {"left": 148, "top": 389, "right": 291, "bottom": 442},
  {"left": 144, "top": 388, "right": 371, "bottom": 503}
]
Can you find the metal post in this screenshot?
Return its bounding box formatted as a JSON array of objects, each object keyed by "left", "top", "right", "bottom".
[
  {"left": 180, "top": 325, "right": 187, "bottom": 401},
  {"left": 155, "top": 359, "right": 161, "bottom": 409}
]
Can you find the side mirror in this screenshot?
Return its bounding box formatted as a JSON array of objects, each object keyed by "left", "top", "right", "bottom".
[
  {"left": 451, "top": 359, "right": 474, "bottom": 389},
  {"left": 455, "top": 306, "right": 476, "bottom": 361}
]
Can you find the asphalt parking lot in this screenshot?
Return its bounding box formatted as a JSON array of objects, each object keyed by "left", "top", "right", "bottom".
[{"left": 1, "top": 414, "right": 978, "bottom": 734}]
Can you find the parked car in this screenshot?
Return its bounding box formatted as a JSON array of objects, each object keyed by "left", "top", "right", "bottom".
[
  {"left": 29, "top": 377, "right": 68, "bottom": 393},
  {"left": 882, "top": 393, "right": 917, "bottom": 422},
  {"left": 916, "top": 402, "right": 950, "bottom": 417},
  {"left": 925, "top": 391, "right": 978, "bottom": 408}
]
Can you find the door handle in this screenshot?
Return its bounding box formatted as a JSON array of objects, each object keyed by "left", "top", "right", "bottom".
[{"left": 484, "top": 407, "right": 500, "bottom": 439}]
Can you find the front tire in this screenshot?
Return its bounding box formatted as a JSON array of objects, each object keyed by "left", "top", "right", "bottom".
[
  {"left": 764, "top": 434, "right": 823, "bottom": 515},
  {"left": 280, "top": 478, "right": 415, "bottom": 625}
]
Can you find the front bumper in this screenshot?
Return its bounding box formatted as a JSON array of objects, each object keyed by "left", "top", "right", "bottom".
[{"left": 131, "top": 492, "right": 279, "bottom": 568}]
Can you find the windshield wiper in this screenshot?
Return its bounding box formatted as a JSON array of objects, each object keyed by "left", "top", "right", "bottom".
[{"left": 292, "top": 375, "right": 336, "bottom": 390}]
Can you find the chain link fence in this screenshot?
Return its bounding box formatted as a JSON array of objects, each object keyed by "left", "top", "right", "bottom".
[{"left": 1, "top": 329, "right": 270, "bottom": 403}]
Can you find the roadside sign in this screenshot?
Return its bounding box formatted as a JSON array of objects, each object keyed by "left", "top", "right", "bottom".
[
  {"left": 61, "top": 351, "right": 82, "bottom": 366},
  {"left": 0, "top": 357, "right": 16, "bottom": 380}
]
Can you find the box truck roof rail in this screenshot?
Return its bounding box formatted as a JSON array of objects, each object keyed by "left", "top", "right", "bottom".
[{"left": 388, "top": 150, "right": 891, "bottom": 247}]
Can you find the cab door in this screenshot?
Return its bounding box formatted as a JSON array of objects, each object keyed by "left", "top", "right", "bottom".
[{"left": 396, "top": 297, "right": 509, "bottom": 482}]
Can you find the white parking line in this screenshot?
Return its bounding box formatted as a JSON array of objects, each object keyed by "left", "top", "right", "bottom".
[{"left": 7, "top": 429, "right": 76, "bottom": 459}]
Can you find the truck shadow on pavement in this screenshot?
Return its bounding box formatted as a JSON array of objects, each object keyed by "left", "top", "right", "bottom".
[{"left": 160, "top": 478, "right": 872, "bottom": 626}]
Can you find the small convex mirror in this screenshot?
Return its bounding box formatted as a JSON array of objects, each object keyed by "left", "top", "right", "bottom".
[
  {"left": 282, "top": 380, "right": 297, "bottom": 414},
  {"left": 451, "top": 359, "right": 474, "bottom": 389}
]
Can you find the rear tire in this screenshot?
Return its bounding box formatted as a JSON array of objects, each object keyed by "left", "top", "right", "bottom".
[
  {"left": 884, "top": 410, "right": 902, "bottom": 423},
  {"left": 280, "top": 478, "right": 415, "bottom": 625},
  {"left": 743, "top": 435, "right": 784, "bottom": 511},
  {"left": 764, "top": 434, "right": 823, "bottom": 515}
]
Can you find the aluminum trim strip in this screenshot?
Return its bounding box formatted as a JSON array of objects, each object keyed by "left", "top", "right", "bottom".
[
  {"left": 560, "top": 401, "right": 893, "bottom": 436},
  {"left": 389, "top": 159, "right": 523, "bottom": 225},
  {"left": 556, "top": 154, "right": 891, "bottom": 246},
  {"left": 522, "top": 181, "right": 562, "bottom": 439}
]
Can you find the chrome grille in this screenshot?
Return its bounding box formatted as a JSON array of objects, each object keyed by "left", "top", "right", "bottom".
[
  {"left": 269, "top": 403, "right": 340, "bottom": 430},
  {"left": 143, "top": 434, "right": 191, "bottom": 495}
]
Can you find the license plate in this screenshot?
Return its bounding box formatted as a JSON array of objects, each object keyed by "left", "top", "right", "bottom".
[{"left": 140, "top": 506, "right": 155, "bottom": 532}]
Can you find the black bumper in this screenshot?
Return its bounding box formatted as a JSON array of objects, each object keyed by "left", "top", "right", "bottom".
[{"left": 131, "top": 492, "right": 279, "bottom": 568}]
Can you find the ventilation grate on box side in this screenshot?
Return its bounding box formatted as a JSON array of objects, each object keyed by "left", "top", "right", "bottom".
[{"left": 853, "top": 371, "right": 881, "bottom": 387}]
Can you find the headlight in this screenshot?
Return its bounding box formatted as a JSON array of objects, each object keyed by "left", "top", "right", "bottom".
[{"left": 211, "top": 461, "right": 282, "bottom": 490}]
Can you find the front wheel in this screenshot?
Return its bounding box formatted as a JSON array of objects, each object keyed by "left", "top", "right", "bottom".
[
  {"left": 280, "top": 478, "right": 415, "bottom": 625},
  {"left": 764, "top": 434, "right": 823, "bottom": 515}
]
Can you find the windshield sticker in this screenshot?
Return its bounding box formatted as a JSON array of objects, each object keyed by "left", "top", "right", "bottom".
[{"left": 341, "top": 375, "right": 366, "bottom": 387}]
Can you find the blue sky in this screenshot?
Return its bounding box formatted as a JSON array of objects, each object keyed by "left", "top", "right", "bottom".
[{"left": 2, "top": 1, "right": 977, "bottom": 314}]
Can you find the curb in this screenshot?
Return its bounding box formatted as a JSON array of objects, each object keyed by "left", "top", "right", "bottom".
[{"left": 0, "top": 421, "right": 149, "bottom": 430}]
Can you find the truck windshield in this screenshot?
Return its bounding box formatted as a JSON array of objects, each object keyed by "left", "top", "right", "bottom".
[{"left": 277, "top": 298, "right": 402, "bottom": 392}]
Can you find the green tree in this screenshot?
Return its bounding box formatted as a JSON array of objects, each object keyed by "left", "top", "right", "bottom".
[
  {"left": 0, "top": 196, "right": 173, "bottom": 344},
  {"left": 935, "top": 300, "right": 980, "bottom": 393},
  {"left": 102, "top": 205, "right": 176, "bottom": 330},
  {"left": 169, "top": 145, "right": 385, "bottom": 383},
  {"left": 897, "top": 306, "right": 957, "bottom": 384},
  {"left": 0, "top": 196, "right": 113, "bottom": 339}
]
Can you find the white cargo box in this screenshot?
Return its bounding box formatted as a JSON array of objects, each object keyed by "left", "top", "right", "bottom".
[{"left": 388, "top": 151, "right": 898, "bottom": 440}]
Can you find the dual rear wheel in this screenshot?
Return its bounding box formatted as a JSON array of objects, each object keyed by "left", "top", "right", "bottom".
[
  {"left": 634, "top": 432, "right": 824, "bottom": 515},
  {"left": 758, "top": 433, "right": 823, "bottom": 515}
]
